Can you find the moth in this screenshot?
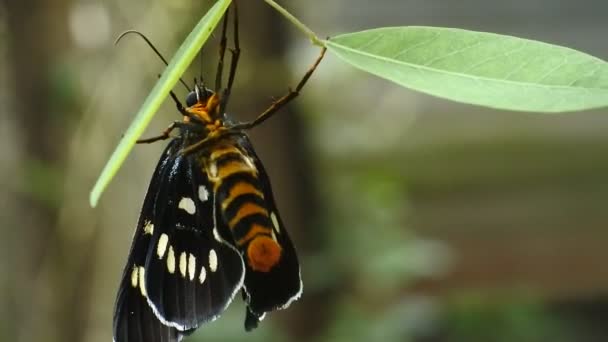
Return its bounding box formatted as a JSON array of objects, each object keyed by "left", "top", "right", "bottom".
[{"left": 112, "top": 5, "right": 325, "bottom": 342}]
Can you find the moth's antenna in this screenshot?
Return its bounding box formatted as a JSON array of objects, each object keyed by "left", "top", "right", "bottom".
[
  {"left": 215, "top": 8, "right": 230, "bottom": 93},
  {"left": 115, "top": 30, "right": 191, "bottom": 92}
]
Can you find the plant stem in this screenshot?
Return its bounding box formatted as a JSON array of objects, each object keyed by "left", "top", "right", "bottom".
[{"left": 263, "top": 0, "right": 325, "bottom": 46}]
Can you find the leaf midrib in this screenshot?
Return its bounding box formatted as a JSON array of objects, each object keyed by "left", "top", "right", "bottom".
[{"left": 326, "top": 39, "right": 605, "bottom": 93}]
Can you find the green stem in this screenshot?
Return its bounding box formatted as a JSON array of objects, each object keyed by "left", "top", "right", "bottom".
[{"left": 263, "top": 0, "right": 325, "bottom": 46}]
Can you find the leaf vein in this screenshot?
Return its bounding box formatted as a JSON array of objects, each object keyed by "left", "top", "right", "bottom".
[
  {"left": 391, "top": 32, "right": 441, "bottom": 60},
  {"left": 423, "top": 40, "right": 483, "bottom": 67},
  {"left": 327, "top": 41, "right": 608, "bottom": 91}
]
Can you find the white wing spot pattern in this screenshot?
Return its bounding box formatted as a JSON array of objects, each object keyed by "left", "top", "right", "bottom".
[
  {"left": 143, "top": 220, "right": 154, "bottom": 235},
  {"left": 270, "top": 212, "right": 280, "bottom": 233},
  {"left": 130, "top": 266, "right": 138, "bottom": 288},
  {"left": 198, "top": 185, "right": 209, "bottom": 202},
  {"left": 188, "top": 253, "right": 196, "bottom": 281},
  {"left": 157, "top": 233, "right": 169, "bottom": 259},
  {"left": 199, "top": 265, "right": 207, "bottom": 284},
  {"left": 138, "top": 267, "right": 147, "bottom": 297},
  {"left": 209, "top": 249, "right": 218, "bottom": 272},
  {"left": 178, "top": 197, "right": 196, "bottom": 215},
  {"left": 167, "top": 246, "right": 176, "bottom": 274},
  {"left": 179, "top": 252, "right": 187, "bottom": 278}
]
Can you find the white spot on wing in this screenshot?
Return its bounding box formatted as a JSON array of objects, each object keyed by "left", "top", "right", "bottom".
[
  {"left": 130, "top": 266, "right": 138, "bottom": 288},
  {"left": 209, "top": 249, "right": 218, "bottom": 272},
  {"left": 270, "top": 212, "right": 280, "bottom": 233},
  {"left": 179, "top": 252, "right": 187, "bottom": 278},
  {"left": 157, "top": 233, "right": 169, "bottom": 259},
  {"left": 199, "top": 265, "right": 207, "bottom": 284},
  {"left": 243, "top": 155, "right": 256, "bottom": 170},
  {"left": 143, "top": 220, "right": 154, "bottom": 235},
  {"left": 167, "top": 246, "right": 175, "bottom": 274},
  {"left": 188, "top": 253, "right": 196, "bottom": 281},
  {"left": 271, "top": 228, "right": 278, "bottom": 242},
  {"left": 178, "top": 197, "right": 196, "bottom": 215},
  {"left": 138, "top": 267, "right": 147, "bottom": 297},
  {"left": 198, "top": 185, "right": 209, "bottom": 202},
  {"left": 209, "top": 162, "right": 218, "bottom": 178}
]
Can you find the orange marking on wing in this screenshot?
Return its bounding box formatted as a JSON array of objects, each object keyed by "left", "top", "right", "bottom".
[
  {"left": 229, "top": 203, "right": 267, "bottom": 228},
  {"left": 236, "top": 223, "right": 271, "bottom": 246},
  {"left": 246, "top": 236, "right": 282, "bottom": 272},
  {"left": 221, "top": 182, "right": 264, "bottom": 209}
]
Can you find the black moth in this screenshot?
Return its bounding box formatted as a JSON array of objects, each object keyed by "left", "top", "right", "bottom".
[{"left": 112, "top": 5, "right": 326, "bottom": 342}]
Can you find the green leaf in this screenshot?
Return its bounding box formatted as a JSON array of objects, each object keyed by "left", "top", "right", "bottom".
[
  {"left": 89, "top": 0, "right": 232, "bottom": 208},
  {"left": 326, "top": 27, "right": 608, "bottom": 113}
]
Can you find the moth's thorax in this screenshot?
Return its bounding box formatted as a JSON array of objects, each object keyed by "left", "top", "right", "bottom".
[{"left": 185, "top": 93, "right": 222, "bottom": 125}]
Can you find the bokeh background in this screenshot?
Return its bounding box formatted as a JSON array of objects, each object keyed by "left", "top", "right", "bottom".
[{"left": 2, "top": 0, "right": 608, "bottom": 341}]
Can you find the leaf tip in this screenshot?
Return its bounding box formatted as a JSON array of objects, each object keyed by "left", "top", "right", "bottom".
[{"left": 89, "top": 189, "right": 99, "bottom": 208}]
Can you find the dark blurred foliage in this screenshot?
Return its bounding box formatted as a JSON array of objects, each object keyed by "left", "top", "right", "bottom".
[{"left": 1, "top": 0, "right": 608, "bottom": 342}]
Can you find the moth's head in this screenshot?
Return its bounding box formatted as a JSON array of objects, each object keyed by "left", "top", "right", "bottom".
[{"left": 184, "top": 83, "right": 221, "bottom": 123}]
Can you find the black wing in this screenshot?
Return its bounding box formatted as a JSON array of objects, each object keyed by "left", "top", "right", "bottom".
[
  {"left": 235, "top": 135, "right": 302, "bottom": 331},
  {"left": 113, "top": 138, "right": 245, "bottom": 342},
  {"left": 143, "top": 138, "right": 245, "bottom": 330}
]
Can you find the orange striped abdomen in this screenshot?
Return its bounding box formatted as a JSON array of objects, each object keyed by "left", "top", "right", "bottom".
[{"left": 208, "top": 146, "right": 281, "bottom": 272}]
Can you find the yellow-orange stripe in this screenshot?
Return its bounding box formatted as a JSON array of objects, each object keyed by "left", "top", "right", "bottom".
[
  {"left": 217, "top": 160, "right": 252, "bottom": 179},
  {"left": 221, "top": 182, "right": 264, "bottom": 209},
  {"left": 228, "top": 202, "right": 267, "bottom": 228},
  {"left": 237, "top": 224, "right": 271, "bottom": 246},
  {"left": 210, "top": 146, "right": 241, "bottom": 160}
]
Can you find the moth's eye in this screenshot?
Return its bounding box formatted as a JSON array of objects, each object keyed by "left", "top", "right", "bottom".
[{"left": 185, "top": 91, "right": 198, "bottom": 107}]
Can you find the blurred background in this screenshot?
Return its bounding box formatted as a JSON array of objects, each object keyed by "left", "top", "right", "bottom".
[{"left": 2, "top": 0, "right": 608, "bottom": 341}]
